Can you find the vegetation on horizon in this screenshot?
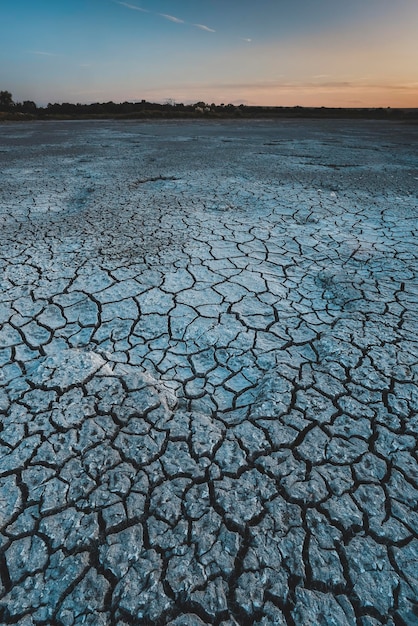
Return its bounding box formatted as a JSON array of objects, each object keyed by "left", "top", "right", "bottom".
[{"left": 1, "top": 90, "right": 417, "bottom": 122}]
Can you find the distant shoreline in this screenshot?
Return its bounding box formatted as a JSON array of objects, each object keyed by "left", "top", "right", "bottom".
[{"left": 1, "top": 106, "right": 418, "bottom": 123}]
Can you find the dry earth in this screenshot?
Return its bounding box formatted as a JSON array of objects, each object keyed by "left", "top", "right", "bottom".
[{"left": 0, "top": 119, "right": 418, "bottom": 625}]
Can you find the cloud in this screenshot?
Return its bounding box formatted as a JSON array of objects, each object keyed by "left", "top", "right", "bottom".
[
  {"left": 73, "top": 89, "right": 106, "bottom": 96},
  {"left": 241, "top": 38, "right": 252, "bottom": 43},
  {"left": 200, "top": 78, "right": 418, "bottom": 96},
  {"left": 116, "top": 1, "right": 149, "bottom": 12},
  {"left": 159, "top": 13, "right": 184, "bottom": 24},
  {"left": 28, "top": 50, "right": 57, "bottom": 57},
  {"left": 194, "top": 23, "right": 216, "bottom": 33},
  {"left": 116, "top": 3, "right": 216, "bottom": 34},
  {"left": 382, "top": 82, "right": 418, "bottom": 91},
  {"left": 318, "top": 81, "right": 353, "bottom": 88}
]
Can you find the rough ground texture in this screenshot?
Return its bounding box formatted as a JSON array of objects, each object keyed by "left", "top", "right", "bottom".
[{"left": 0, "top": 119, "right": 417, "bottom": 625}]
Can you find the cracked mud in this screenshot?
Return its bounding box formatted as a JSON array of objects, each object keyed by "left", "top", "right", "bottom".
[{"left": 0, "top": 119, "right": 418, "bottom": 625}]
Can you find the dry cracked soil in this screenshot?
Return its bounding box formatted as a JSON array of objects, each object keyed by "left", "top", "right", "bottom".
[{"left": 0, "top": 118, "right": 418, "bottom": 625}]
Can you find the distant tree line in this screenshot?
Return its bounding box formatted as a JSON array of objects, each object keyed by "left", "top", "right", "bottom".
[
  {"left": 0, "top": 91, "right": 37, "bottom": 114},
  {"left": 1, "top": 90, "right": 418, "bottom": 122}
]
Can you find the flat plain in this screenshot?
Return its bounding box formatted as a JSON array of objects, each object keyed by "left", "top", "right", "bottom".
[{"left": 0, "top": 119, "right": 418, "bottom": 625}]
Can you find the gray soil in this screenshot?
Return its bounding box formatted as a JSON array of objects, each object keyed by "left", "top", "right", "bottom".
[{"left": 0, "top": 119, "right": 418, "bottom": 625}]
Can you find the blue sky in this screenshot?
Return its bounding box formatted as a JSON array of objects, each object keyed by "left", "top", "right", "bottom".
[{"left": 1, "top": 0, "right": 417, "bottom": 107}]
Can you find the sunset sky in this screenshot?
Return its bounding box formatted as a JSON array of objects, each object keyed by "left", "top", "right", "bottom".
[{"left": 1, "top": 0, "right": 417, "bottom": 107}]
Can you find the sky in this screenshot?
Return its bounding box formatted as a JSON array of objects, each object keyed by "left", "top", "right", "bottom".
[{"left": 1, "top": 0, "right": 418, "bottom": 108}]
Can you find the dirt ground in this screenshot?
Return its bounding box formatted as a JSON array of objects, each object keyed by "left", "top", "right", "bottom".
[{"left": 1, "top": 119, "right": 417, "bottom": 625}]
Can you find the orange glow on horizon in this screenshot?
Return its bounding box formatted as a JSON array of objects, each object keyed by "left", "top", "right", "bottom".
[{"left": 132, "top": 81, "right": 418, "bottom": 110}]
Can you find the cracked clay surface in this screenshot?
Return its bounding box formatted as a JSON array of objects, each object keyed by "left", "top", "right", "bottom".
[{"left": 0, "top": 119, "right": 418, "bottom": 625}]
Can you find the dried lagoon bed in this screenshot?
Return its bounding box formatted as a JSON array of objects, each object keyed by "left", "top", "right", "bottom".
[{"left": 0, "top": 119, "right": 418, "bottom": 625}]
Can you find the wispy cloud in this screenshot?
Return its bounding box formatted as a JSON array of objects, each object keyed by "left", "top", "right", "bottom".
[
  {"left": 382, "top": 82, "right": 418, "bottom": 91},
  {"left": 116, "top": 2, "right": 217, "bottom": 35},
  {"left": 116, "top": 2, "right": 149, "bottom": 12},
  {"left": 159, "top": 13, "right": 184, "bottom": 24},
  {"left": 201, "top": 78, "right": 418, "bottom": 95},
  {"left": 73, "top": 89, "right": 106, "bottom": 96},
  {"left": 241, "top": 38, "right": 252, "bottom": 43},
  {"left": 28, "top": 50, "right": 57, "bottom": 57},
  {"left": 194, "top": 23, "right": 216, "bottom": 33}
]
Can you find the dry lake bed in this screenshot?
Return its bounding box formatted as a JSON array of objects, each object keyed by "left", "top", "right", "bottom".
[{"left": 0, "top": 118, "right": 418, "bottom": 625}]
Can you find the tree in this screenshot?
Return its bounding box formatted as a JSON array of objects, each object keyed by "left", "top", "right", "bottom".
[
  {"left": 0, "top": 90, "right": 14, "bottom": 110},
  {"left": 21, "top": 100, "right": 37, "bottom": 113}
]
